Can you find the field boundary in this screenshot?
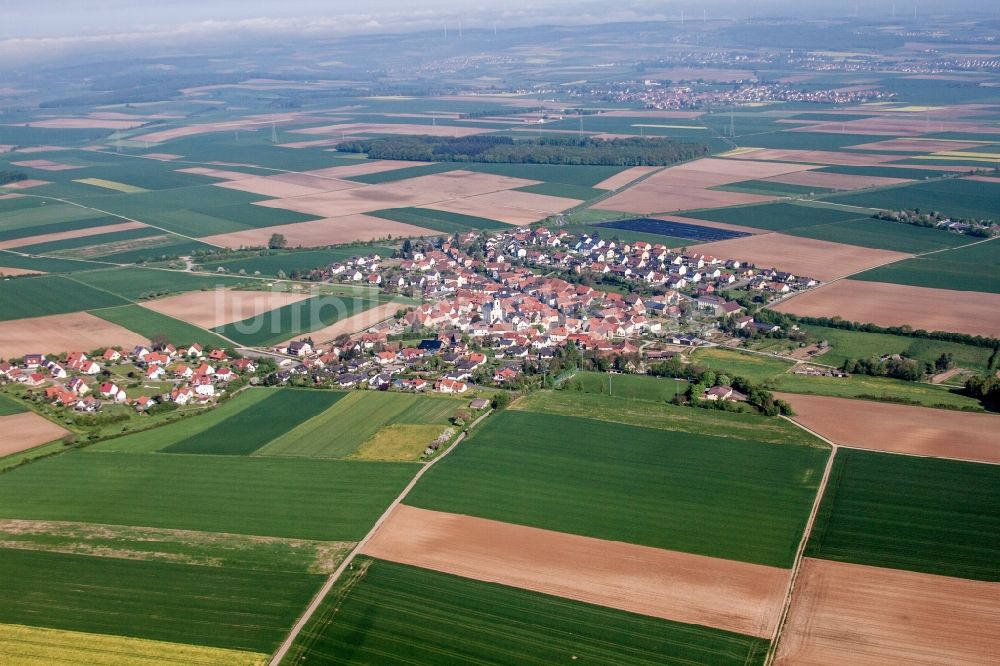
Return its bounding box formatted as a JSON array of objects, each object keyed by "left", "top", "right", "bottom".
[{"left": 267, "top": 408, "right": 494, "bottom": 665}]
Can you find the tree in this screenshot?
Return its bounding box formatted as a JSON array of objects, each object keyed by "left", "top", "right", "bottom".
[
  {"left": 491, "top": 392, "right": 512, "bottom": 410},
  {"left": 268, "top": 233, "right": 287, "bottom": 250}
]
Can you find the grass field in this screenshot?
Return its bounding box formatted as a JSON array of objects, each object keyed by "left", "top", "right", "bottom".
[
  {"left": 806, "top": 449, "right": 1000, "bottom": 581},
  {"left": 0, "top": 547, "right": 320, "bottom": 653},
  {"left": 286, "top": 558, "right": 769, "bottom": 666},
  {"left": 788, "top": 217, "right": 977, "bottom": 253},
  {"left": 70, "top": 267, "right": 246, "bottom": 299},
  {"left": 0, "top": 394, "right": 27, "bottom": 416},
  {"left": 164, "top": 389, "right": 345, "bottom": 455},
  {"left": 95, "top": 239, "right": 219, "bottom": 264},
  {"left": 853, "top": 239, "right": 999, "bottom": 293},
  {"left": 691, "top": 347, "right": 795, "bottom": 383},
  {"left": 0, "top": 275, "right": 128, "bottom": 321},
  {"left": 0, "top": 451, "right": 416, "bottom": 540},
  {"left": 0, "top": 250, "right": 103, "bottom": 274},
  {"left": 800, "top": 324, "right": 995, "bottom": 372},
  {"left": 826, "top": 178, "right": 1000, "bottom": 221},
  {"left": 257, "top": 391, "right": 458, "bottom": 459},
  {"left": 711, "top": 180, "right": 831, "bottom": 197},
  {"left": 199, "top": 247, "right": 394, "bottom": 277},
  {"left": 572, "top": 371, "right": 688, "bottom": 401},
  {"left": 89, "top": 304, "right": 232, "bottom": 347},
  {"left": 406, "top": 410, "right": 828, "bottom": 567},
  {"left": 0, "top": 623, "right": 267, "bottom": 666},
  {"left": 213, "top": 293, "right": 394, "bottom": 347},
  {"left": 770, "top": 373, "right": 984, "bottom": 410},
  {"left": 343, "top": 162, "right": 460, "bottom": 184},
  {"left": 515, "top": 181, "right": 605, "bottom": 200},
  {"left": 680, "top": 202, "right": 862, "bottom": 232},
  {"left": 369, "top": 207, "right": 510, "bottom": 233}
]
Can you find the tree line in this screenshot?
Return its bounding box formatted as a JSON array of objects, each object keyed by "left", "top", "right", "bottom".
[{"left": 0, "top": 171, "right": 27, "bottom": 186}]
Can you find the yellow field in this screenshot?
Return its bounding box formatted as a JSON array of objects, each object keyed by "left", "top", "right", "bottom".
[
  {"left": 718, "top": 147, "right": 763, "bottom": 157},
  {"left": 73, "top": 178, "right": 149, "bottom": 193},
  {"left": 349, "top": 423, "right": 449, "bottom": 461},
  {"left": 917, "top": 154, "right": 1000, "bottom": 163},
  {"left": 631, "top": 124, "right": 707, "bottom": 130},
  {"left": 891, "top": 105, "right": 946, "bottom": 112},
  {"left": 0, "top": 624, "right": 267, "bottom": 665}
]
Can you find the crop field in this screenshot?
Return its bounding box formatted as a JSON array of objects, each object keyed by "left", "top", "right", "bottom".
[
  {"left": 342, "top": 162, "right": 461, "bottom": 184},
  {"left": 13, "top": 226, "right": 164, "bottom": 256},
  {"left": 806, "top": 448, "right": 1000, "bottom": 581},
  {"left": 213, "top": 293, "right": 394, "bottom": 346},
  {"left": 515, "top": 181, "right": 606, "bottom": 200},
  {"left": 0, "top": 547, "right": 320, "bottom": 654},
  {"left": 678, "top": 201, "right": 864, "bottom": 232},
  {"left": 461, "top": 161, "right": 629, "bottom": 187},
  {"left": 799, "top": 324, "right": 994, "bottom": 372},
  {"left": 71, "top": 267, "right": 246, "bottom": 299},
  {"left": 0, "top": 250, "right": 104, "bottom": 273},
  {"left": 198, "top": 246, "right": 394, "bottom": 277},
  {"left": 0, "top": 451, "right": 417, "bottom": 541},
  {"left": 788, "top": 217, "right": 977, "bottom": 253},
  {"left": 597, "top": 217, "right": 750, "bottom": 241},
  {"left": 712, "top": 179, "right": 832, "bottom": 196},
  {"left": 853, "top": 239, "right": 999, "bottom": 293},
  {"left": 369, "top": 206, "right": 511, "bottom": 233},
  {"left": 95, "top": 239, "right": 219, "bottom": 264},
  {"left": 0, "top": 394, "right": 26, "bottom": 416},
  {"left": 257, "top": 391, "right": 459, "bottom": 459},
  {"left": 572, "top": 371, "right": 688, "bottom": 401},
  {"left": 0, "top": 214, "right": 131, "bottom": 244},
  {"left": 286, "top": 558, "right": 769, "bottom": 666},
  {"left": 164, "top": 389, "right": 345, "bottom": 455},
  {"left": 690, "top": 347, "right": 795, "bottom": 383},
  {"left": 0, "top": 275, "right": 128, "bottom": 320},
  {"left": 770, "top": 372, "right": 984, "bottom": 410},
  {"left": 406, "top": 410, "right": 828, "bottom": 567},
  {"left": 827, "top": 178, "right": 1000, "bottom": 220}
]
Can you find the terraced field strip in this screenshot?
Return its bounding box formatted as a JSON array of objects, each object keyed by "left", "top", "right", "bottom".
[{"left": 283, "top": 558, "right": 770, "bottom": 666}]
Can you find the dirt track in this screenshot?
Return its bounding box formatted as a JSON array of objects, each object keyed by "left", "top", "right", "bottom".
[
  {"left": 0, "top": 412, "right": 70, "bottom": 456},
  {"left": 776, "top": 393, "right": 1000, "bottom": 463},
  {"left": 362, "top": 504, "right": 790, "bottom": 639},
  {"left": 775, "top": 558, "right": 1000, "bottom": 665}
]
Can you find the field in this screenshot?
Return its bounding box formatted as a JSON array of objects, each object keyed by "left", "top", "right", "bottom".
[
  {"left": 0, "top": 547, "right": 320, "bottom": 654},
  {"left": 773, "top": 280, "right": 1000, "bottom": 338},
  {"left": 90, "top": 304, "right": 234, "bottom": 348},
  {"left": 294, "top": 300, "right": 401, "bottom": 344},
  {"left": 0, "top": 623, "right": 267, "bottom": 666},
  {"left": 406, "top": 409, "right": 828, "bottom": 567},
  {"left": 596, "top": 217, "right": 750, "bottom": 242},
  {"left": 788, "top": 217, "right": 978, "bottom": 253},
  {"left": 0, "top": 394, "right": 26, "bottom": 416},
  {"left": 572, "top": 371, "right": 688, "bottom": 402},
  {"left": 770, "top": 373, "right": 984, "bottom": 410},
  {"left": 0, "top": 250, "right": 101, "bottom": 273},
  {"left": 0, "top": 275, "right": 128, "bottom": 320},
  {"left": 0, "top": 311, "right": 150, "bottom": 358},
  {"left": 690, "top": 347, "right": 795, "bottom": 383},
  {"left": 363, "top": 505, "right": 789, "bottom": 638},
  {"left": 806, "top": 448, "right": 1000, "bottom": 581},
  {"left": 13, "top": 226, "right": 162, "bottom": 256},
  {"left": 676, "top": 202, "right": 869, "bottom": 233},
  {"left": 827, "top": 178, "right": 1000, "bottom": 221},
  {"left": 799, "top": 324, "right": 994, "bottom": 371},
  {"left": 141, "top": 289, "right": 313, "bottom": 329},
  {"left": 775, "top": 558, "right": 1000, "bottom": 666},
  {"left": 198, "top": 213, "right": 433, "bottom": 248},
  {"left": 369, "top": 207, "right": 511, "bottom": 233},
  {"left": 0, "top": 451, "right": 416, "bottom": 541},
  {"left": 163, "top": 389, "right": 345, "bottom": 455},
  {"left": 777, "top": 393, "right": 1000, "bottom": 463},
  {"left": 852, "top": 239, "right": 999, "bottom": 293},
  {"left": 257, "top": 391, "right": 458, "bottom": 459},
  {"left": 0, "top": 412, "right": 69, "bottom": 457},
  {"left": 198, "top": 246, "right": 394, "bottom": 277},
  {"left": 285, "top": 558, "right": 769, "bottom": 666}
]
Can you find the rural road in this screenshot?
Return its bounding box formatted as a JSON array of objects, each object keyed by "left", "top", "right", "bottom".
[{"left": 268, "top": 408, "right": 494, "bottom": 665}]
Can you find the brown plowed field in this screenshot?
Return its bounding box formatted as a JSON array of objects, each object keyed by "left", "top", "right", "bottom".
[
  {"left": 762, "top": 170, "right": 911, "bottom": 190},
  {"left": 0, "top": 221, "right": 146, "bottom": 250},
  {"left": 0, "top": 179, "right": 50, "bottom": 190},
  {"left": 422, "top": 200, "right": 544, "bottom": 226},
  {"left": 141, "top": 289, "right": 313, "bottom": 329},
  {"left": 725, "top": 149, "right": 900, "bottom": 166},
  {"left": 0, "top": 312, "right": 149, "bottom": 358},
  {"left": 775, "top": 393, "right": 1000, "bottom": 463},
  {"left": 214, "top": 174, "right": 361, "bottom": 198},
  {"left": 286, "top": 301, "right": 401, "bottom": 345},
  {"left": 177, "top": 167, "right": 259, "bottom": 180},
  {"left": 10, "top": 160, "right": 82, "bottom": 172},
  {"left": 593, "top": 166, "right": 660, "bottom": 190},
  {"left": 362, "top": 505, "right": 790, "bottom": 639},
  {"left": 793, "top": 117, "right": 1000, "bottom": 136},
  {"left": 773, "top": 280, "right": 1000, "bottom": 338},
  {"left": 292, "top": 122, "right": 490, "bottom": 138},
  {"left": 446, "top": 189, "right": 581, "bottom": 214},
  {"left": 845, "top": 138, "right": 987, "bottom": 152},
  {"left": 774, "top": 558, "right": 1000, "bottom": 666},
  {"left": 0, "top": 267, "right": 45, "bottom": 276},
  {"left": 200, "top": 214, "right": 434, "bottom": 248},
  {"left": 966, "top": 175, "right": 1000, "bottom": 184},
  {"left": 660, "top": 214, "right": 766, "bottom": 235},
  {"left": 693, "top": 235, "right": 909, "bottom": 281},
  {"left": 304, "top": 160, "right": 432, "bottom": 179},
  {"left": 0, "top": 412, "right": 69, "bottom": 457},
  {"left": 26, "top": 118, "right": 146, "bottom": 130}
]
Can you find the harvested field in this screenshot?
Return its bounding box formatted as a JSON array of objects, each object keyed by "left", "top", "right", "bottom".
[
  {"left": 776, "top": 393, "right": 1000, "bottom": 463},
  {"left": 845, "top": 138, "right": 987, "bottom": 152},
  {"left": 304, "top": 160, "right": 431, "bottom": 179},
  {"left": 363, "top": 505, "right": 789, "bottom": 638},
  {"left": 141, "top": 289, "right": 313, "bottom": 329},
  {"left": 594, "top": 158, "right": 814, "bottom": 214},
  {"left": 0, "top": 311, "right": 149, "bottom": 358},
  {"left": 593, "top": 166, "right": 660, "bottom": 190},
  {"left": 439, "top": 189, "right": 580, "bottom": 214},
  {"left": 773, "top": 280, "right": 1000, "bottom": 338},
  {"left": 966, "top": 175, "right": 1000, "bottom": 184},
  {"left": 0, "top": 267, "right": 44, "bottom": 276},
  {"left": 774, "top": 558, "right": 1000, "bottom": 666},
  {"left": 0, "top": 179, "right": 50, "bottom": 190},
  {"left": 292, "top": 122, "right": 490, "bottom": 138},
  {"left": 214, "top": 174, "right": 361, "bottom": 198},
  {"left": 724, "top": 149, "right": 900, "bottom": 166},
  {"left": 10, "top": 160, "right": 82, "bottom": 172},
  {"left": 694, "top": 234, "right": 909, "bottom": 281},
  {"left": 141, "top": 152, "right": 182, "bottom": 160},
  {"left": 0, "top": 220, "right": 146, "bottom": 250},
  {"left": 176, "top": 167, "right": 259, "bottom": 180},
  {"left": 793, "top": 117, "right": 1000, "bottom": 136},
  {"left": 200, "top": 214, "right": 432, "bottom": 248},
  {"left": 132, "top": 112, "right": 322, "bottom": 143},
  {"left": 284, "top": 300, "right": 400, "bottom": 344},
  {"left": 422, "top": 199, "right": 547, "bottom": 225},
  {"left": 25, "top": 118, "right": 146, "bottom": 129},
  {"left": 762, "top": 170, "right": 911, "bottom": 190},
  {"left": 0, "top": 412, "right": 69, "bottom": 457},
  {"left": 601, "top": 110, "right": 705, "bottom": 119}
]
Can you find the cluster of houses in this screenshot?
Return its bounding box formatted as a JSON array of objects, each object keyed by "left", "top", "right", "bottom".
[{"left": 0, "top": 344, "right": 257, "bottom": 414}]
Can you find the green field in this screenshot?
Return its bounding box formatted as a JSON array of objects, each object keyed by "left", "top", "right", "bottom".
[
  {"left": 0, "top": 547, "right": 320, "bottom": 653},
  {"left": 462, "top": 161, "right": 628, "bottom": 187},
  {"left": 90, "top": 304, "right": 233, "bottom": 348},
  {"left": 711, "top": 179, "right": 832, "bottom": 197},
  {"left": 286, "top": 558, "right": 769, "bottom": 666},
  {"left": 826, "top": 178, "right": 1000, "bottom": 221},
  {"left": 788, "top": 217, "right": 978, "bottom": 253},
  {"left": 0, "top": 250, "right": 102, "bottom": 274},
  {"left": 0, "top": 275, "right": 128, "bottom": 320},
  {"left": 12, "top": 226, "right": 164, "bottom": 255},
  {"left": 807, "top": 449, "right": 1000, "bottom": 581},
  {"left": 95, "top": 239, "right": 218, "bottom": 264},
  {"left": 800, "top": 324, "right": 995, "bottom": 372},
  {"left": 852, "top": 239, "right": 999, "bottom": 293},
  {"left": 572, "top": 371, "right": 688, "bottom": 402},
  {"left": 70, "top": 267, "right": 247, "bottom": 299},
  {"left": 771, "top": 373, "right": 983, "bottom": 410},
  {"left": 345, "top": 162, "right": 460, "bottom": 184},
  {"left": 164, "top": 389, "right": 345, "bottom": 455},
  {"left": 214, "top": 293, "right": 394, "bottom": 347},
  {"left": 0, "top": 214, "right": 129, "bottom": 244},
  {"left": 0, "top": 394, "right": 27, "bottom": 416},
  {"left": 406, "top": 410, "right": 828, "bottom": 567},
  {"left": 515, "top": 181, "right": 606, "bottom": 200},
  {"left": 678, "top": 202, "right": 862, "bottom": 232},
  {"left": 690, "top": 347, "right": 795, "bottom": 383},
  {"left": 370, "top": 207, "right": 510, "bottom": 233},
  {"left": 257, "top": 391, "right": 459, "bottom": 459},
  {"left": 0, "top": 451, "right": 416, "bottom": 540},
  {"left": 200, "top": 247, "right": 394, "bottom": 277}
]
